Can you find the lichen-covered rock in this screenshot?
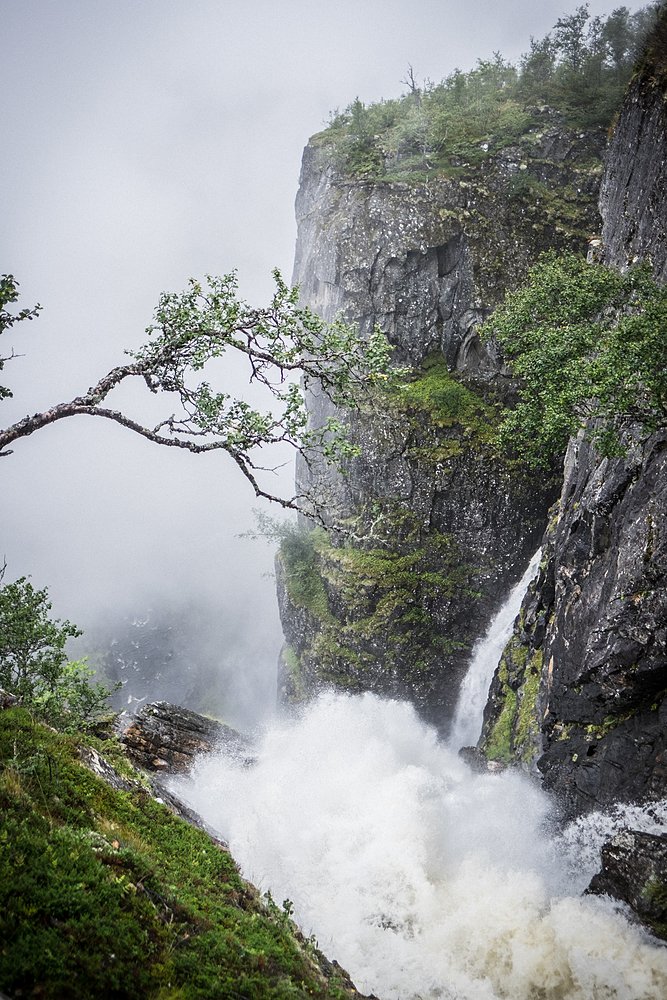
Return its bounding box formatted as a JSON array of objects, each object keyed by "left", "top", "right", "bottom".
[
  {"left": 586, "top": 828, "right": 667, "bottom": 940},
  {"left": 279, "top": 443, "right": 556, "bottom": 733},
  {"left": 295, "top": 113, "right": 604, "bottom": 369},
  {"left": 121, "top": 701, "right": 252, "bottom": 773}
]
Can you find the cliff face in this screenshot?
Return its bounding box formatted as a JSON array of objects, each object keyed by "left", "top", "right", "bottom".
[
  {"left": 600, "top": 23, "right": 667, "bottom": 283},
  {"left": 481, "top": 428, "right": 667, "bottom": 815},
  {"left": 278, "top": 114, "right": 604, "bottom": 731},
  {"left": 480, "top": 20, "right": 667, "bottom": 817},
  {"left": 293, "top": 111, "right": 604, "bottom": 368}
]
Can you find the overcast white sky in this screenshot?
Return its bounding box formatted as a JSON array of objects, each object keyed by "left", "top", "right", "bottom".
[{"left": 0, "top": 0, "right": 647, "bottom": 716}]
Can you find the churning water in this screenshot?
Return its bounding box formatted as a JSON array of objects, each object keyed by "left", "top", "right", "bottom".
[{"left": 176, "top": 559, "right": 667, "bottom": 999}]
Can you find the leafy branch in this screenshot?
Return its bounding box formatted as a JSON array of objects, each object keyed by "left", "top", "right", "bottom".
[{"left": 0, "top": 272, "right": 399, "bottom": 520}]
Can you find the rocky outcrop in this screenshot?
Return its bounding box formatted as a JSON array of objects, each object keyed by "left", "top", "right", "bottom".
[
  {"left": 121, "top": 701, "right": 252, "bottom": 773},
  {"left": 587, "top": 828, "right": 667, "bottom": 940},
  {"left": 278, "top": 451, "right": 557, "bottom": 733},
  {"left": 294, "top": 111, "right": 604, "bottom": 368},
  {"left": 0, "top": 689, "right": 18, "bottom": 711},
  {"left": 278, "top": 113, "right": 603, "bottom": 727},
  {"left": 480, "top": 429, "right": 667, "bottom": 815},
  {"left": 480, "top": 10, "right": 667, "bottom": 817}
]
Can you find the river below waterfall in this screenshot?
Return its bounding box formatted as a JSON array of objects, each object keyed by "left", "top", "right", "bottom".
[{"left": 174, "top": 562, "right": 667, "bottom": 1000}]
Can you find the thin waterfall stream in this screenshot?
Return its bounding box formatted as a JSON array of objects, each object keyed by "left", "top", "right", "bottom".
[
  {"left": 174, "top": 555, "right": 667, "bottom": 1000},
  {"left": 450, "top": 548, "right": 542, "bottom": 750}
]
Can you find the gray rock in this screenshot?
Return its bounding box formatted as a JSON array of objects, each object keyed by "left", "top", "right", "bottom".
[
  {"left": 459, "top": 745, "right": 505, "bottom": 773},
  {"left": 586, "top": 828, "right": 667, "bottom": 939},
  {"left": 600, "top": 58, "right": 667, "bottom": 282},
  {"left": 0, "top": 688, "right": 18, "bottom": 710},
  {"left": 278, "top": 115, "right": 603, "bottom": 729},
  {"left": 120, "top": 701, "right": 253, "bottom": 773},
  {"left": 78, "top": 745, "right": 142, "bottom": 792}
]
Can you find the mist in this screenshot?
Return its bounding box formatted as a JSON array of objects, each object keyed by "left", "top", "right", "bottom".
[
  {"left": 177, "top": 692, "right": 667, "bottom": 999},
  {"left": 1, "top": 0, "right": 649, "bottom": 725}
]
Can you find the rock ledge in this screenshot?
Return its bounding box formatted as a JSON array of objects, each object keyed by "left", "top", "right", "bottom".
[{"left": 120, "top": 701, "right": 252, "bottom": 773}]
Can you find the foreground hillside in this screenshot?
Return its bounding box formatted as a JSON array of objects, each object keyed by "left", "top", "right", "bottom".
[{"left": 0, "top": 706, "right": 364, "bottom": 1000}]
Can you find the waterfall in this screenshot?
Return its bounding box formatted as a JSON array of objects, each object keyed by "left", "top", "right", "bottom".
[
  {"left": 449, "top": 548, "right": 542, "bottom": 750},
  {"left": 173, "top": 553, "right": 667, "bottom": 1000}
]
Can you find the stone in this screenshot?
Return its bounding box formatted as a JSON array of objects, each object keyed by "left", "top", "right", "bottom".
[
  {"left": 458, "top": 745, "right": 505, "bottom": 773},
  {"left": 79, "top": 745, "right": 142, "bottom": 793},
  {"left": 277, "top": 110, "right": 604, "bottom": 729},
  {"left": 600, "top": 31, "right": 667, "bottom": 282},
  {"left": 586, "top": 828, "right": 667, "bottom": 939},
  {"left": 0, "top": 688, "right": 18, "bottom": 711},
  {"left": 120, "top": 701, "right": 253, "bottom": 773}
]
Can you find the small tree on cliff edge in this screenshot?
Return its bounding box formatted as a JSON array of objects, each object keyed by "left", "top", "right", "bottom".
[{"left": 0, "top": 273, "right": 398, "bottom": 521}]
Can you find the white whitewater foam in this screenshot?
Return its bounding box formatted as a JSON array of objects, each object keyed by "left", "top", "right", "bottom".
[
  {"left": 176, "top": 692, "right": 667, "bottom": 1000},
  {"left": 449, "top": 548, "right": 542, "bottom": 750}
]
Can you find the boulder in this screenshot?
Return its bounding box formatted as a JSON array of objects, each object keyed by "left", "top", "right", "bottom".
[
  {"left": 120, "top": 701, "right": 253, "bottom": 773},
  {"left": 586, "top": 828, "right": 667, "bottom": 939},
  {"left": 0, "top": 688, "right": 18, "bottom": 710}
]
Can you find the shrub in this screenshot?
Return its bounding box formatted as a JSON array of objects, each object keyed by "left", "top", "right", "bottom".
[{"left": 0, "top": 576, "right": 119, "bottom": 731}]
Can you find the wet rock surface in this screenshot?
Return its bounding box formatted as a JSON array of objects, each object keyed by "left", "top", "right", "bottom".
[
  {"left": 600, "top": 19, "right": 667, "bottom": 282},
  {"left": 481, "top": 428, "right": 667, "bottom": 816},
  {"left": 480, "top": 12, "right": 667, "bottom": 819},
  {"left": 586, "top": 828, "right": 667, "bottom": 939},
  {"left": 120, "top": 701, "right": 253, "bottom": 773},
  {"left": 539, "top": 429, "right": 667, "bottom": 817}
]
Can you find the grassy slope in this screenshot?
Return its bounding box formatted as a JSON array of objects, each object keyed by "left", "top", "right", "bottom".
[{"left": 0, "top": 708, "right": 360, "bottom": 1000}]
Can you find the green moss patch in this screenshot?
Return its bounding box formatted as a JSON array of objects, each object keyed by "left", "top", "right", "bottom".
[
  {"left": 279, "top": 529, "right": 336, "bottom": 624},
  {"left": 481, "top": 640, "right": 543, "bottom": 765},
  {"left": 278, "top": 507, "right": 481, "bottom": 696},
  {"left": 390, "top": 353, "right": 503, "bottom": 441}
]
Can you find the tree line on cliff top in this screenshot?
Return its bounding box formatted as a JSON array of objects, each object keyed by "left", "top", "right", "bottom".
[{"left": 317, "top": 4, "right": 660, "bottom": 180}]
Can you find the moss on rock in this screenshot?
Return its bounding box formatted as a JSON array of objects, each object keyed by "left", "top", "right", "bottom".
[{"left": 481, "top": 637, "right": 543, "bottom": 765}]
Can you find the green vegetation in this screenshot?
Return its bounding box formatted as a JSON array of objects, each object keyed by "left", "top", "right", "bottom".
[
  {"left": 513, "top": 652, "right": 543, "bottom": 757},
  {"left": 279, "top": 505, "right": 479, "bottom": 694},
  {"left": 387, "top": 352, "right": 504, "bottom": 458},
  {"left": 644, "top": 880, "right": 667, "bottom": 940},
  {"left": 583, "top": 707, "right": 639, "bottom": 739},
  {"left": 313, "top": 4, "right": 658, "bottom": 182},
  {"left": 0, "top": 575, "right": 119, "bottom": 733},
  {"left": 0, "top": 709, "right": 356, "bottom": 999},
  {"left": 634, "top": 0, "right": 667, "bottom": 86},
  {"left": 482, "top": 640, "right": 543, "bottom": 764},
  {"left": 278, "top": 528, "right": 336, "bottom": 623},
  {"left": 480, "top": 251, "right": 667, "bottom": 466}
]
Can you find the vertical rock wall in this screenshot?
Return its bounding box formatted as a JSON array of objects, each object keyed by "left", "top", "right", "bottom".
[
  {"left": 278, "top": 115, "right": 605, "bottom": 732},
  {"left": 480, "top": 15, "right": 667, "bottom": 816}
]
